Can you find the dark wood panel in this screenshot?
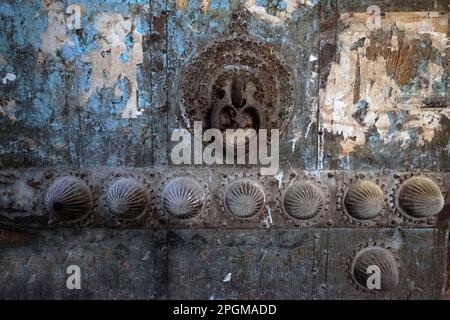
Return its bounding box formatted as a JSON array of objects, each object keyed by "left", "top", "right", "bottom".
[
  {"left": 167, "top": 229, "right": 320, "bottom": 300},
  {"left": 0, "top": 229, "right": 168, "bottom": 299},
  {"left": 326, "top": 228, "right": 448, "bottom": 299}
]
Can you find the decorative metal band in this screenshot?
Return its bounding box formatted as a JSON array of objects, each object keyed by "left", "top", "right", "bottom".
[{"left": 0, "top": 169, "right": 448, "bottom": 229}]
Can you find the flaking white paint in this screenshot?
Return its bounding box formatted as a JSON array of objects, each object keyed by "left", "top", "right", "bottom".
[
  {"left": 321, "top": 12, "right": 449, "bottom": 156},
  {"left": 79, "top": 13, "right": 145, "bottom": 119},
  {"left": 245, "top": 0, "right": 315, "bottom": 25},
  {"left": 39, "top": 1, "right": 66, "bottom": 57}
]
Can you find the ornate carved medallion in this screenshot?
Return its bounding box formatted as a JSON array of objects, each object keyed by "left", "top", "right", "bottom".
[{"left": 179, "top": 8, "right": 296, "bottom": 143}]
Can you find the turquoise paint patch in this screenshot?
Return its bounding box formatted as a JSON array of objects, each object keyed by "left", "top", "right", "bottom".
[
  {"left": 120, "top": 52, "right": 129, "bottom": 63},
  {"left": 277, "top": 1, "right": 287, "bottom": 11},
  {"left": 30, "top": 95, "right": 53, "bottom": 127},
  {"left": 209, "top": 20, "right": 219, "bottom": 28},
  {"left": 0, "top": 3, "right": 15, "bottom": 16},
  {"left": 124, "top": 33, "right": 134, "bottom": 47},
  {"left": 136, "top": 17, "right": 150, "bottom": 34},
  {"left": 61, "top": 43, "right": 75, "bottom": 62},
  {"left": 210, "top": 0, "right": 231, "bottom": 11},
  {"left": 78, "top": 61, "right": 93, "bottom": 93}
]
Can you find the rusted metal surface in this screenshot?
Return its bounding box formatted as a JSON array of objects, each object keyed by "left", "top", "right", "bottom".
[{"left": 0, "top": 168, "right": 448, "bottom": 230}]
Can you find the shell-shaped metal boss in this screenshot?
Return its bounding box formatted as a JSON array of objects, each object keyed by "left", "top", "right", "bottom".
[
  {"left": 106, "top": 178, "right": 148, "bottom": 221},
  {"left": 45, "top": 176, "right": 93, "bottom": 223},
  {"left": 344, "top": 180, "right": 384, "bottom": 220},
  {"left": 352, "top": 247, "right": 399, "bottom": 291},
  {"left": 282, "top": 181, "right": 325, "bottom": 220},
  {"left": 397, "top": 176, "right": 444, "bottom": 218},
  {"left": 161, "top": 177, "right": 205, "bottom": 220},
  {"left": 224, "top": 180, "right": 265, "bottom": 218}
]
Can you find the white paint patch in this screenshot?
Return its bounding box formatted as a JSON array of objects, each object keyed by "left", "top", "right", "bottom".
[
  {"left": 223, "top": 273, "right": 232, "bottom": 282},
  {"left": 263, "top": 206, "right": 273, "bottom": 228},
  {"left": 142, "top": 251, "right": 150, "bottom": 261},
  {"left": 27, "top": 274, "right": 37, "bottom": 284},
  {"left": 53, "top": 142, "right": 66, "bottom": 150},
  {"left": 79, "top": 12, "right": 145, "bottom": 118},
  {"left": 321, "top": 12, "right": 450, "bottom": 155},
  {"left": 245, "top": 0, "right": 316, "bottom": 25},
  {"left": 39, "top": 1, "right": 66, "bottom": 57},
  {"left": 290, "top": 134, "right": 301, "bottom": 152},
  {"left": 200, "top": 0, "right": 211, "bottom": 13},
  {"left": 274, "top": 171, "right": 284, "bottom": 189},
  {"left": 2, "top": 73, "right": 16, "bottom": 84},
  {"left": 304, "top": 117, "right": 314, "bottom": 138}
]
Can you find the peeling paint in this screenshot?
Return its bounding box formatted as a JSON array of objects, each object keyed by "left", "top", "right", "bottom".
[
  {"left": 274, "top": 171, "right": 283, "bottom": 189},
  {"left": 245, "top": 0, "right": 316, "bottom": 25},
  {"left": 263, "top": 205, "right": 273, "bottom": 228},
  {"left": 2, "top": 73, "right": 16, "bottom": 84},
  {"left": 200, "top": 0, "right": 211, "bottom": 13},
  {"left": 79, "top": 12, "right": 144, "bottom": 118},
  {"left": 0, "top": 1, "right": 448, "bottom": 172},
  {"left": 223, "top": 272, "right": 232, "bottom": 282},
  {"left": 39, "top": 1, "right": 66, "bottom": 57},
  {"left": 321, "top": 12, "right": 449, "bottom": 156}
]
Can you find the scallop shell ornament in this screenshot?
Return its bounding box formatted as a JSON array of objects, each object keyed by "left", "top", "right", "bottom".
[
  {"left": 45, "top": 176, "right": 94, "bottom": 224},
  {"left": 282, "top": 181, "right": 325, "bottom": 220},
  {"left": 224, "top": 180, "right": 265, "bottom": 218},
  {"left": 106, "top": 178, "right": 148, "bottom": 222},
  {"left": 351, "top": 247, "right": 399, "bottom": 291},
  {"left": 344, "top": 180, "right": 384, "bottom": 220},
  {"left": 397, "top": 177, "right": 444, "bottom": 218},
  {"left": 161, "top": 177, "right": 205, "bottom": 220}
]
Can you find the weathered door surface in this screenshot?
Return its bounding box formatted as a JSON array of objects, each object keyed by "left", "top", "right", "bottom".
[{"left": 0, "top": 0, "right": 449, "bottom": 299}]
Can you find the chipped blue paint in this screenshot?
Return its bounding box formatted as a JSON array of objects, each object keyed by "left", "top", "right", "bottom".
[
  {"left": 135, "top": 17, "right": 150, "bottom": 34},
  {"left": 277, "top": 1, "right": 287, "bottom": 11},
  {"left": 124, "top": 34, "right": 134, "bottom": 48},
  {"left": 0, "top": 0, "right": 447, "bottom": 172},
  {"left": 0, "top": 3, "right": 15, "bottom": 17},
  {"left": 120, "top": 52, "right": 130, "bottom": 63}
]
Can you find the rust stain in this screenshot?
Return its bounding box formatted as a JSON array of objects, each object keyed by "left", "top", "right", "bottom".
[
  {"left": 151, "top": 14, "right": 167, "bottom": 41},
  {"left": 140, "top": 126, "right": 150, "bottom": 145},
  {"left": 0, "top": 228, "right": 33, "bottom": 247},
  {"left": 176, "top": 0, "right": 188, "bottom": 11},
  {"left": 365, "top": 37, "right": 428, "bottom": 86},
  {"left": 352, "top": 53, "right": 360, "bottom": 104}
]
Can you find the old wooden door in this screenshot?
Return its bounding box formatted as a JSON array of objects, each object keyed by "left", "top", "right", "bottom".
[{"left": 0, "top": 0, "right": 449, "bottom": 299}]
